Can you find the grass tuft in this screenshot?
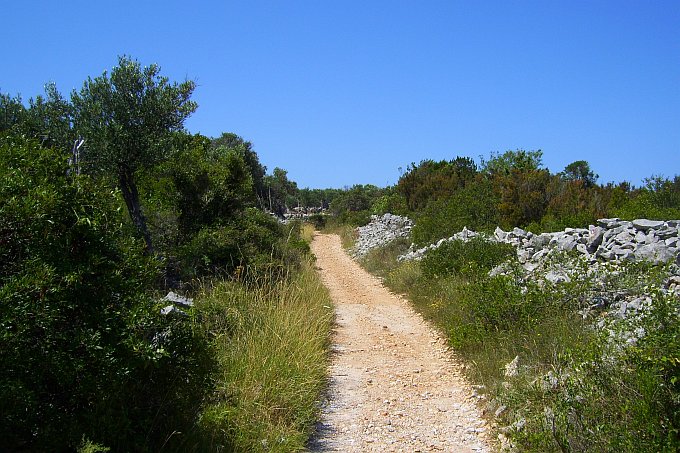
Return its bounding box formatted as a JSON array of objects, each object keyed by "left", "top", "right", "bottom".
[{"left": 186, "top": 259, "right": 333, "bottom": 452}]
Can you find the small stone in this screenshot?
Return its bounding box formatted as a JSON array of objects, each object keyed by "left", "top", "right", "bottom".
[
  {"left": 162, "top": 291, "right": 194, "bottom": 308},
  {"left": 504, "top": 356, "right": 520, "bottom": 377},
  {"left": 160, "top": 305, "right": 188, "bottom": 317}
]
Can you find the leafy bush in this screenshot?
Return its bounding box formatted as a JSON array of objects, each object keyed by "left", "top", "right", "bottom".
[
  {"left": 397, "top": 157, "right": 478, "bottom": 211},
  {"left": 370, "top": 190, "right": 408, "bottom": 216},
  {"left": 0, "top": 135, "right": 212, "bottom": 451},
  {"left": 411, "top": 179, "right": 498, "bottom": 245},
  {"left": 308, "top": 213, "right": 327, "bottom": 229},
  {"left": 614, "top": 176, "right": 680, "bottom": 220},
  {"left": 169, "top": 142, "right": 254, "bottom": 237},
  {"left": 328, "top": 209, "right": 371, "bottom": 227},
  {"left": 421, "top": 236, "right": 515, "bottom": 278},
  {"left": 178, "top": 208, "right": 309, "bottom": 281},
  {"left": 500, "top": 284, "right": 680, "bottom": 452}
]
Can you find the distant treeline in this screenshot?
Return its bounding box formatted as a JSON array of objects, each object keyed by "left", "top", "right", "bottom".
[{"left": 297, "top": 150, "right": 679, "bottom": 245}]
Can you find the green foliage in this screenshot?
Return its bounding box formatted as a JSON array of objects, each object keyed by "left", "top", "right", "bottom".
[
  {"left": 78, "top": 437, "right": 111, "bottom": 453},
  {"left": 330, "top": 184, "right": 382, "bottom": 214},
  {"left": 0, "top": 92, "right": 26, "bottom": 132},
  {"left": 495, "top": 168, "right": 552, "bottom": 228},
  {"left": 71, "top": 55, "right": 197, "bottom": 252},
  {"left": 308, "top": 213, "right": 327, "bottom": 229},
  {"left": 481, "top": 149, "right": 544, "bottom": 175},
  {"left": 614, "top": 175, "right": 680, "bottom": 220},
  {"left": 3, "top": 59, "right": 330, "bottom": 452},
  {"left": 360, "top": 236, "right": 412, "bottom": 276},
  {"left": 72, "top": 55, "right": 196, "bottom": 175},
  {"left": 24, "top": 82, "right": 75, "bottom": 152},
  {"left": 501, "top": 279, "right": 680, "bottom": 452},
  {"left": 191, "top": 260, "right": 333, "bottom": 452},
  {"left": 211, "top": 132, "right": 267, "bottom": 204},
  {"left": 0, "top": 135, "right": 212, "bottom": 451},
  {"left": 331, "top": 209, "right": 372, "bottom": 227},
  {"left": 178, "top": 208, "right": 309, "bottom": 281},
  {"left": 297, "top": 187, "right": 343, "bottom": 209},
  {"left": 411, "top": 178, "right": 498, "bottom": 245},
  {"left": 524, "top": 175, "right": 609, "bottom": 232},
  {"left": 421, "top": 236, "right": 515, "bottom": 279},
  {"left": 169, "top": 140, "right": 254, "bottom": 236},
  {"left": 370, "top": 188, "right": 408, "bottom": 216},
  {"left": 562, "top": 160, "right": 598, "bottom": 188},
  {"left": 264, "top": 167, "right": 299, "bottom": 216},
  {"left": 397, "top": 157, "right": 478, "bottom": 211}
]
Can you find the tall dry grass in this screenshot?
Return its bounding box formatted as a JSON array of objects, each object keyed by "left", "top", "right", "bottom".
[{"left": 188, "top": 259, "right": 333, "bottom": 452}]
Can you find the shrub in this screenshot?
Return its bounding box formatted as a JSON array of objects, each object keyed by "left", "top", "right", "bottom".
[
  {"left": 421, "top": 236, "right": 516, "bottom": 278},
  {"left": 614, "top": 178, "right": 680, "bottom": 220},
  {"left": 308, "top": 213, "right": 327, "bottom": 230},
  {"left": 411, "top": 179, "right": 498, "bottom": 246},
  {"left": 0, "top": 135, "right": 212, "bottom": 451},
  {"left": 178, "top": 208, "right": 309, "bottom": 281}
]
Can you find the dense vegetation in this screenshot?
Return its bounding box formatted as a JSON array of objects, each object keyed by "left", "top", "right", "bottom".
[
  {"left": 342, "top": 152, "right": 680, "bottom": 451},
  {"left": 305, "top": 149, "right": 679, "bottom": 240},
  {"left": 1, "top": 56, "right": 330, "bottom": 452}
]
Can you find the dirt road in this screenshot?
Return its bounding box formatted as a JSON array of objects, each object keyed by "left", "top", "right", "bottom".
[{"left": 308, "top": 233, "right": 492, "bottom": 452}]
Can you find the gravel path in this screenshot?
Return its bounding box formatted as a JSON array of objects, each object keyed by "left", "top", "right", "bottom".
[{"left": 308, "top": 233, "right": 493, "bottom": 452}]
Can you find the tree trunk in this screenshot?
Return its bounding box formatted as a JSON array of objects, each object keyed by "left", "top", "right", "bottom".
[{"left": 118, "top": 165, "right": 154, "bottom": 254}]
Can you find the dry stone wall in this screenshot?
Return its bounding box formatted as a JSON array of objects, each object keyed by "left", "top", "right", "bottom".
[
  {"left": 352, "top": 213, "right": 413, "bottom": 258},
  {"left": 398, "top": 218, "right": 680, "bottom": 267}
]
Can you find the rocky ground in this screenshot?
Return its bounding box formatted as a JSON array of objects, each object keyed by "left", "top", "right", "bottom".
[
  {"left": 309, "top": 233, "right": 491, "bottom": 452},
  {"left": 352, "top": 214, "right": 413, "bottom": 258}
]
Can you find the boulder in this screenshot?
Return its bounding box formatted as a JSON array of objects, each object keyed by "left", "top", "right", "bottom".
[
  {"left": 587, "top": 226, "right": 605, "bottom": 252},
  {"left": 554, "top": 234, "right": 577, "bottom": 252},
  {"left": 494, "top": 226, "right": 507, "bottom": 242},
  {"left": 656, "top": 227, "right": 678, "bottom": 240},
  {"left": 632, "top": 219, "right": 665, "bottom": 231},
  {"left": 634, "top": 243, "right": 677, "bottom": 264},
  {"left": 598, "top": 218, "right": 623, "bottom": 228}
]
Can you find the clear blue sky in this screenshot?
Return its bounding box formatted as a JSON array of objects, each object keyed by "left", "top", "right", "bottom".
[{"left": 3, "top": 1, "right": 679, "bottom": 189}]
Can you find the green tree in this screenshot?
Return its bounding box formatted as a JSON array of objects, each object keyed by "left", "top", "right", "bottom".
[
  {"left": 1, "top": 84, "right": 74, "bottom": 153},
  {"left": 411, "top": 177, "right": 498, "bottom": 245},
  {"left": 0, "top": 134, "right": 211, "bottom": 451},
  {"left": 0, "top": 92, "right": 26, "bottom": 132},
  {"left": 170, "top": 140, "right": 254, "bottom": 236},
  {"left": 24, "top": 82, "right": 75, "bottom": 152},
  {"left": 561, "top": 160, "right": 598, "bottom": 188},
  {"left": 614, "top": 175, "right": 680, "bottom": 220},
  {"left": 71, "top": 56, "right": 197, "bottom": 253},
  {"left": 397, "top": 157, "right": 478, "bottom": 211},
  {"left": 495, "top": 168, "right": 551, "bottom": 228},
  {"left": 265, "top": 167, "right": 298, "bottom": 216},
  {"left": 481, "top": 149, "right": 543, "bottom": 175},
  {"left": 211, "top": 132, "right": 267, "bottom": 205}
]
